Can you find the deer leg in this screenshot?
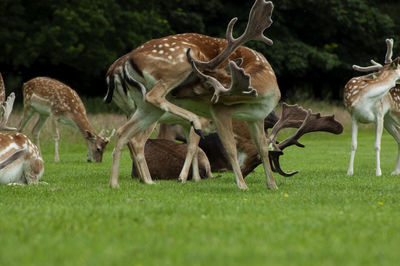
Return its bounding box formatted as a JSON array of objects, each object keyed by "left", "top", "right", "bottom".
[
  {"left": 50, "top": 118, "right": 60, "bottom": 162},
  {"left": 145, "top": 82, "right": 203, "bottom": 136},
  {"left": 211, "top": 106, "right": 247, "bottom": 190},
  {"left": 375, "top": 112, "right": 384, "bottom": 176},
  {"left": 130, "top": 123, "right": 157, "bottom": 184},
  {"left": 178, "top": 126, "right": 201, "bottom": 183},
  {"left": 247, "top": 120, "right": 278, "bottom": 190},
  {"left": 383, "top": 117, "right": 400, "bottom": 175},
  {"left": 18, "top": 107, "right": 35, "bottom": 132},
  {"left": 31, "top": 114, "right": 49, "bottom": 155},
  {"left": 110, "top": 106, "right": 162, "bottom": 188},
  {"left": 347, "top": 116, "right": 358, "bottom": 175}
]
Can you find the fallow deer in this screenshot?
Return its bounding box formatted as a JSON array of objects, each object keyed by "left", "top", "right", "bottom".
[
  {"left": 106, "top": 0, "right": 281, "bottom": 190},
  {"left": 131, "top": 139, "right": 212, "bottom": 180},
  {"left": 0, "top": 73, "right": 44, "bottom": 185},
  {"left": 344, "top": 39, "right": 400, "bottom": 176},
  {"left": 18, "top": 77, "right": 114, "bottom": 162}
]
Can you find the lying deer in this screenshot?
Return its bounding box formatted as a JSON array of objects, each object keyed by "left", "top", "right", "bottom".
[
  {"left": 0, "top": 73, "right": 44, "bottom": 185},
  {"left": 106, "top": 0, "right": 282, "bottom": 190},
  {"left": 156, "top": 104, "right": 343, "bottom": 177},
  {"left": 345, "top": 39, "right": 400, "bottom": 176},
  {"left": 131, "top": 139, "right": 212, "bottom": 180},
  {"left": 18, "top": 77, "right": 114, "bottom": 162}
]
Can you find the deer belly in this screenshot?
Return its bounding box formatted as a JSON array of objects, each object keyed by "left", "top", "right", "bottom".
[
  {"left": 232, "top": 95, "right": 277, "bottom": 121},
  {"left": 30, "top": 94, "right": 52, "bottom": 116},
  {"left": 0, "top": 159, "right": 25, "bottom": 184},
  {"left": 351, "top": 104, "right": 378, "bottom": 123}
]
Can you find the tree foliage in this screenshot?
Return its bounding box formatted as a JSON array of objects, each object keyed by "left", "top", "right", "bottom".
[{"left": 0, "top": 0, "right": 399, "bottom": 101}]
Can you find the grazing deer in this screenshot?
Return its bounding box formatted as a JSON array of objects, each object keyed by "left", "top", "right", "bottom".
[
  {"left": 0, "top": 73, "right": 44, "bottom": 185},
  {"left": 158, "top": 105, "right": 343, "bottom": 177},
  {"left": 106, "top": 0, "right": 282, "bottom": 190},
  {"left": 131, "top": 139, "right": 212, "bottom": 180},
  {"left": 344, "top": 39, "right": 400, "bottom": 176},
  {"left": 18, "top": 77, "right": 114, "bottom": 162}
]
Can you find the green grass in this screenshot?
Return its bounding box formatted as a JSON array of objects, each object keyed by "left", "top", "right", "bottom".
[{"left": 1, "top": 110, "right": 400, "bottom": 266}]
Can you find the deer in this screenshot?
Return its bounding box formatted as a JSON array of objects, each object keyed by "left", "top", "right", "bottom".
[
  {"left": 344, "top": 38, "right": 400, "bottom": 176},
  {"left": 105, "top": 0, "right": 283, "bottom": 190},
  {"left": 0, "top": 73, "right": 45, "bottom": 185},
  {"left": 131, "top": 138, "right": 212, "bottom": 180},
  {"left": 18, "top": 77, "right": 114, "bottom": 163},
  {"left": 156, "top": 104, "right": 343, "bottom": 177}
]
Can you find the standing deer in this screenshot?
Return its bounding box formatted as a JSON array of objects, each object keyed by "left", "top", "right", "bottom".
[
  {"left": 19, "top": 77, "right": 114, "bottom": 162},
  {"left": 106, "top": 0, "right": 281, "bottom": 190},
  {"left": 0, "top": 73, "right": 44, "bottom": 185},
  {"left": 345, "top": 39, "right": 400, "bottom": 175}
]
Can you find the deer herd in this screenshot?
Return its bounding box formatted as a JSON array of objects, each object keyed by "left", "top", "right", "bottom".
[{"left": 1, "top": 0, "right": 399, "bottom": 190}]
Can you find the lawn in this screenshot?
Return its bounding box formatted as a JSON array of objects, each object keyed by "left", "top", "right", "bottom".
[{"left": 1, "top": 105, "right": 400, "bottom": 266}]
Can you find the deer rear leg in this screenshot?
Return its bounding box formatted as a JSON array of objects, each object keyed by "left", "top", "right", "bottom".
[
  {"left": 347, "top": 116, "right": 358, "bottom": 175},
  {"left": 247, "top": 120, "right": 277, "bottom": 190},
  {"left": 50, "top": 118, "right": 60, "bottom": 162},
  {"left": 110, "top": 107, "right": 162, "bottom": 188},
  {"left": 384, "top": 117, "right": 400, "bottom": 175},
  {"left": 212, "top": 106, "right": 247, "bottom": 190},
  {"left": 178, "top": 126, "right": 201, "bottom": 183},
  {"left": 18, "top": 107, "right": 35, "bottom": 132},
  {"left": 129, "top": 123, "right": 157, "bottom": 184}
]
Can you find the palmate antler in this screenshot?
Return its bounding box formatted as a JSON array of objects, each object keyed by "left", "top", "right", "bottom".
[
  {"left": 0, "top": 73, "right": 16, "bottom": 131},
  {"left": 353, "top": 39, "right": 394, "bottom": 73},
  {"left": 186, "top": 0, "right": 274, "bottom": 103},
  {"left": 268, "top": 103, "right": 344, "bottom": 177}
]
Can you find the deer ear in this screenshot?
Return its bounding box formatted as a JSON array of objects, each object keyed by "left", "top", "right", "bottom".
[
  {"left": 392, "top": 57, "right": 400, "bottom": 69},
  {"left": 86, "top": 130, "right": 97, "bottom": 142}
]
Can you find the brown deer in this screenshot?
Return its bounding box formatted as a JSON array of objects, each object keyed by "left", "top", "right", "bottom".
[
  {"left": 0, "top": 73, "right": 45, "bottom": 185},
  {"left": 18, "top": 77, "right": 114, "bottom": 162},
  {"left": 156, "top": 105, "right": 343, "bottom": 177},
  {"left": 131, "top": 139, "right": 212, "bottom": 180},
  {"left": 344, "top": 39, "right": 400, "bottom": 176},
  {"left": 106, "top": 0, "right": 281, "bottom": 190}
]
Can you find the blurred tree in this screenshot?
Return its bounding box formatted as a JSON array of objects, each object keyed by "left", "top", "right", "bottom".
[{"left": 0, "top": 0, "right": 399, "bottom": 103}]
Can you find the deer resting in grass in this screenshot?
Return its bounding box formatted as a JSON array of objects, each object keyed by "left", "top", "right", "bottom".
[
  {"left": 157, "top": 104, "right": 343, "bottom": 177},
  {"left": 131, "top": 139, "right": 212, "bottom": 180},
  {"left": 18, "top": 77, "right": 114, "bottom": 162},
  {"left": 106, "top": 0, "right": 281, "bottom": 190},
  {"left": 345, "top": 39, "right": 400, "bottom": 176},
  {"left": 0, "top": 73, "right": 44, "bottom": 185}
]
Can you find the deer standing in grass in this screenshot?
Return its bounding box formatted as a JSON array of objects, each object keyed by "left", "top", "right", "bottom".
[
  {"left": 106, "top": 0, "right": 281, "bottom": 190},
  {"left": 0, "top": 73, "right": 44, "bottom": 185},
  {"left": 19, "top": 77, "right": 114, "bottom": 163},
  {"left": 345, "top": 39, "right": 400, "bottom": 176}
]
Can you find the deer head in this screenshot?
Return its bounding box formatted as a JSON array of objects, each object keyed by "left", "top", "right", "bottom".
[
  {"left": 185, "top": 0, "right": 274, "bottom": 103},
  {"left": 268, "top": 103, "right": 344, "bottom": 176},
  {"left": 86, "top": 129, "right": 115, "bottom": 162}
]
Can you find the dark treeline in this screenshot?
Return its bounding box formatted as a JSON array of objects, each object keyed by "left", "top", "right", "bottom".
[{"left": 1, "top": 0, "right": 399, "bottom": 103}]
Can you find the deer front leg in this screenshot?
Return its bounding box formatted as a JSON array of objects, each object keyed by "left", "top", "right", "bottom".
[
  {"left": 347, "top": 117, "right": 358, "bottom": 175},
  {"left": 375, "top": 112, "right": 384, "bottom": 176},
  {"left": 50, "top": 118, "right": 60, "bottom": 162},
  {"left": 247, "top": 120, "right": 277, "bottom": 190},
  {"left": 212, "top": 106, "right": 248, "bottom": 190}
]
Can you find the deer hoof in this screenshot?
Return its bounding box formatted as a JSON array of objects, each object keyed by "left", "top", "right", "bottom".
[
  {"left": 391, "top": 170, "right": 400, "bottom": 175},
  {"left": 109, "top": 182, "right": 120, "bottom": 189},
  {"left": 177, "top": 178, "right": 187, "bottom": 184},
  {"left": 267, "top": 183, "right": 278, "bottom": 190}
]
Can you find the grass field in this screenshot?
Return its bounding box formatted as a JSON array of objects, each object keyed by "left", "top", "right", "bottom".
[{"left": 1, "top": 102, "right": 400, "bottom": 266}]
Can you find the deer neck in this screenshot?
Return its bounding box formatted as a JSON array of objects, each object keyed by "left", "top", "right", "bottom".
[{"left": 68, "top": 111, "right": 96, "bottom": 141}]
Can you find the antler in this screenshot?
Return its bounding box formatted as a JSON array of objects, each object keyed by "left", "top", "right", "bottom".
[
  {"left": 99, "top": 129, "right": 116, "bottom": 141},
  {"left": 353, "top": 38, "right": 394, "bottom": 72},
  {"left": 187, "top": 54, "right": 257, "bottom": 103},
  {"left": 189, "top": 0, "right": 274, "bottom": 70},
  {"left": 0, "top": 73, "right": 5, "bottom": 102},
  {"left": 268, "top": 103, "right": 343, "bottom": 177}
]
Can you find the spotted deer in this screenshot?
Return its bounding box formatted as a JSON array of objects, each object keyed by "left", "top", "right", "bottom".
[
  {"left": 19, "top": 77, "right": 114, "bottom": 162},
  {"left": 344, "top": 39, "right": 400, "bottom": 176},
  {"left": 106, "top": 0, "right": 281, "bottom": 190},
  {"left": 0, "top": 73, "right": 44, "bottom": 185}
]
